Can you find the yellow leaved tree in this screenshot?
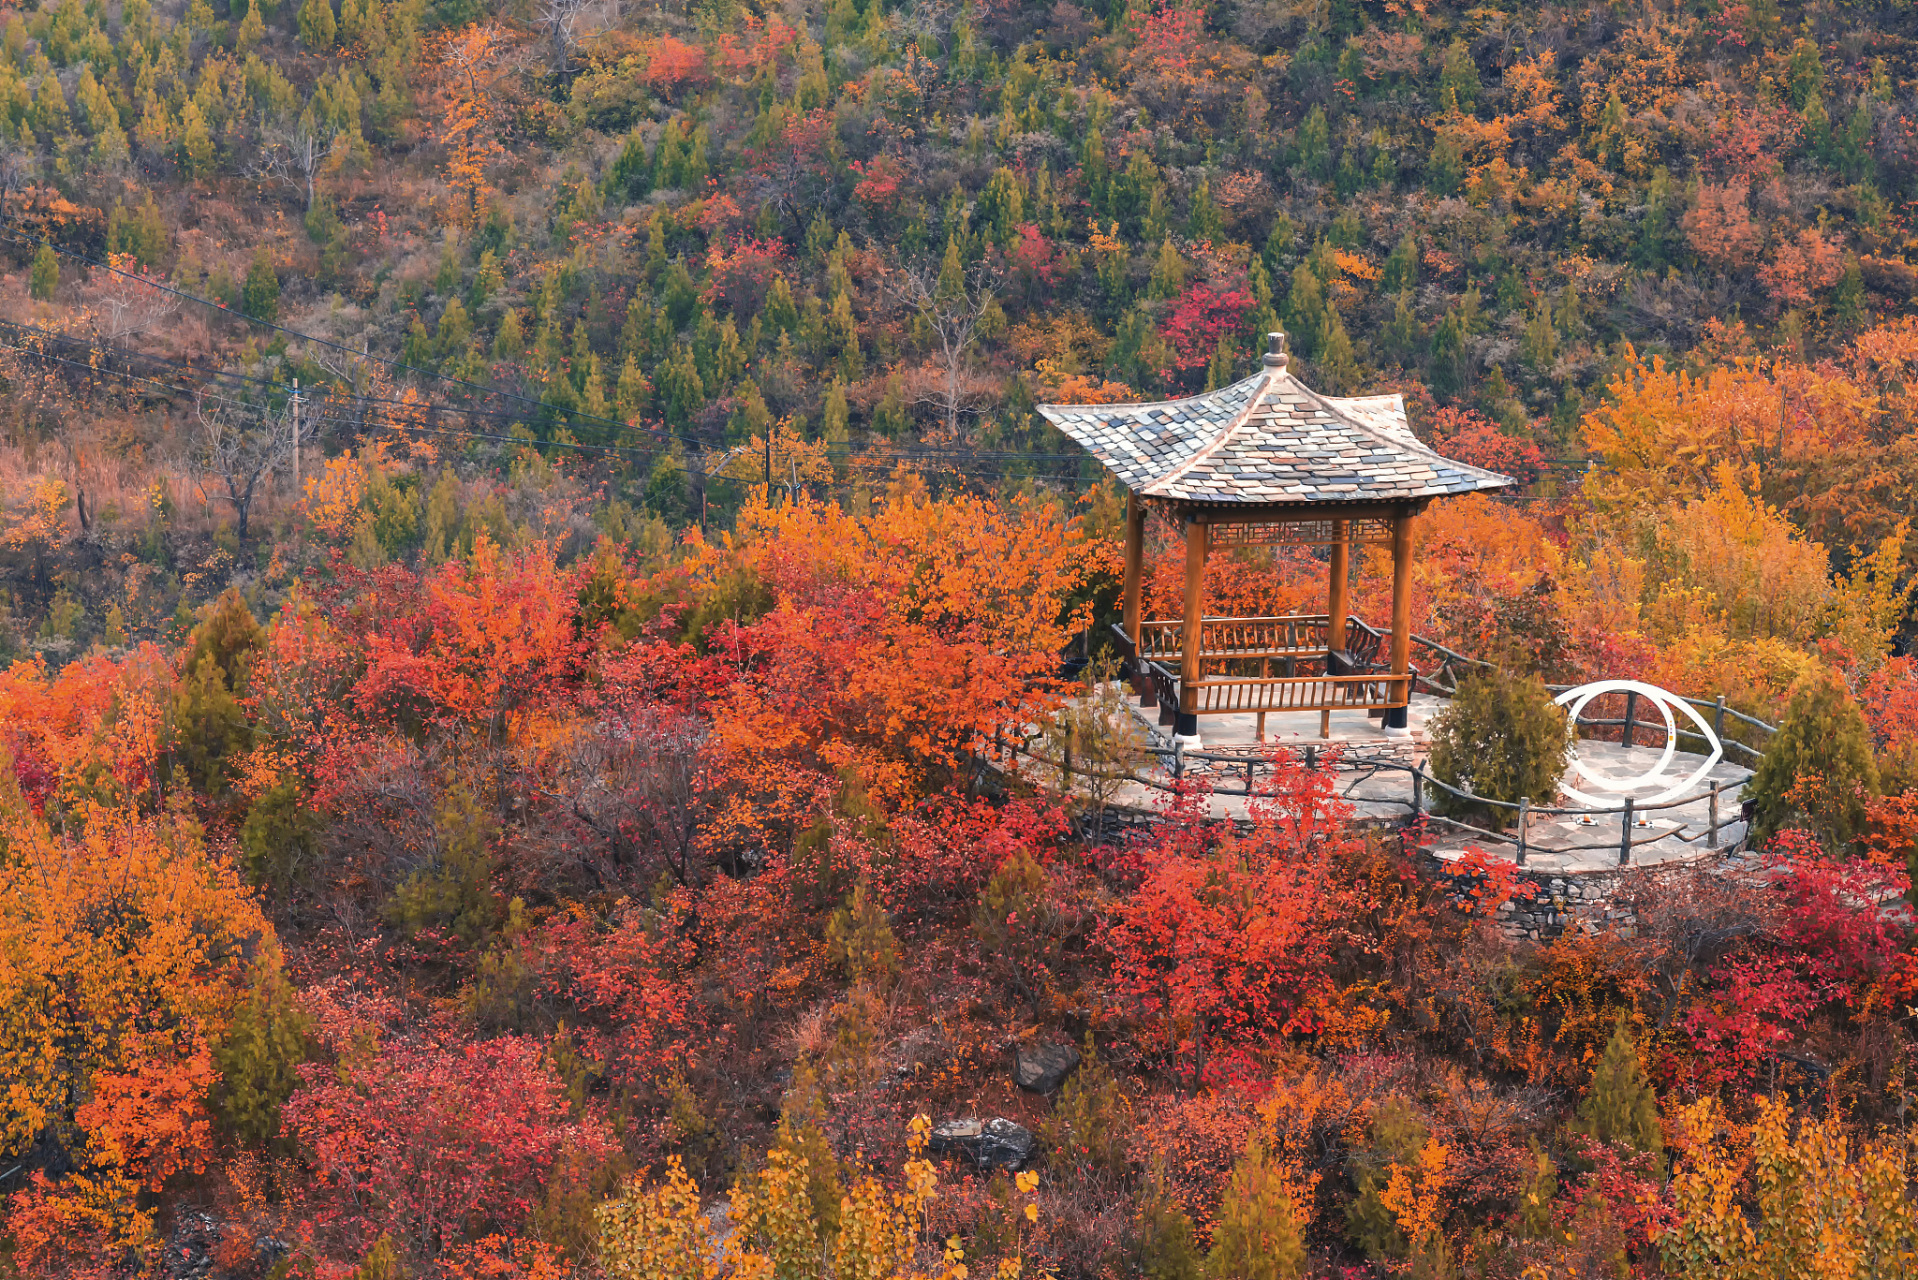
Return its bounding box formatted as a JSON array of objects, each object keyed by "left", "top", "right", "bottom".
[
  {"left": 1661, "top": 1095, "right": 1918, "bottom": 1279},
  {"left": 598, "top": 1115, "right": 1045, "bottom": 1279}
]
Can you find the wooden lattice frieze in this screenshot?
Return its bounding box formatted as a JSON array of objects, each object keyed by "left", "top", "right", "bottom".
[
  {"left": 1206, "top": 516, "right": 1397, "bottom": 548},
  {"left": 1136, "top": 615, "right": 1335, "bottom": 663}
]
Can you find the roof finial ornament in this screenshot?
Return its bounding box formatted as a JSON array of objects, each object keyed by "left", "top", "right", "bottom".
[{"left": 1263, "top": 330, "right": 1289, "bottom": 371}]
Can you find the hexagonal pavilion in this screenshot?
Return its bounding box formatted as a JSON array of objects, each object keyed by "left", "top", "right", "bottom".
[{"left": 1037, "top": 332, "right": 1512, "bottom": 743}]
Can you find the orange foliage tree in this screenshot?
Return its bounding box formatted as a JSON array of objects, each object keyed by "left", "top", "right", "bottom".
[
  {"left": 693, "top": 489, "right": 1092, "bottom": 839},
  {"left": 0, "top": 798, "right": 278, "bottom": 1272},
  {"left": 434, "top": 26, "right": 509, "bottom": 224}
]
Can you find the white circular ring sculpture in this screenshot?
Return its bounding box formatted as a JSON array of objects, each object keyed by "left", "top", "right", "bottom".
[{"left": 1551, "top": 679, "right": 1722, "bottom": 808}]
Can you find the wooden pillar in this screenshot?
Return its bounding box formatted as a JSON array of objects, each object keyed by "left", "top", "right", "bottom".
[
  {"left": 1176, "top": 516, "right": 1207, "bottom": 740},
  {"left": 1326, "top": 517, "right": 1350, "bottom": 651},
  {"left": 1121, "top": 491, "right": 1146, "bottom": 650},
  {"left": 1322, "top": 518, "right": 1349, "bottom": 740},
  {"left": 1386, "top": 508, "right": 1416, "bottom": 733}
]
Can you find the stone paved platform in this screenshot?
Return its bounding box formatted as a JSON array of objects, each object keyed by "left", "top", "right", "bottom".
[{"left": 1107, "top": 688, "right": 1752, "bottom": 874}]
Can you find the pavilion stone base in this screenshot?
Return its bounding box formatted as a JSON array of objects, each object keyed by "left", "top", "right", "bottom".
[{"left": 1342, "top": 739, "right": 1424, "bottom": 766}]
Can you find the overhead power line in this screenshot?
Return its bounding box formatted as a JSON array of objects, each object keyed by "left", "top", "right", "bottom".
[
  {"left": 0, "top": 312, "right": 1102, "bottom": 475},
  {"left": 0, "top": 331, "right": 1102, "bottom": 492},
  {"left": 0, "top": 221, "right": 1099, "bottom": 467}
]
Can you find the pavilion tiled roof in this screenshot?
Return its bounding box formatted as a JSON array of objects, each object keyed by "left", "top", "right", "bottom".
[{"left": 1036, "top": 339, "right": 1512, "bottom": 505}]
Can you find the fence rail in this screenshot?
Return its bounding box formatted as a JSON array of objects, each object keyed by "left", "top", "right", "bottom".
[{"left": 985, "top": 728, "right": 1745, "bottom": 868}]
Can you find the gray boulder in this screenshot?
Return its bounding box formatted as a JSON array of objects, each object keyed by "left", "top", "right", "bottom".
[
  {"left": 927, "top": 1117, "right": 1035, "bottom": 1171},
  {"left": 1014, "top": 1042, "right": 1082, "bottom": 1093}
]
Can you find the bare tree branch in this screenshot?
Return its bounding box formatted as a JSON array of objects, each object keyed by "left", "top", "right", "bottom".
[
  {"left": 889, "top": 253, "right": 1002, "bottom": 441},
  {"left": 192, "top": 390, "right": 294, "bottom": 541}
]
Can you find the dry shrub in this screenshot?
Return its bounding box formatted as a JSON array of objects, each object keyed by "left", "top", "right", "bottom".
[
  {"left": 1028, "top": 1182, "right": 1135, "bottom": 1279},
  {"left": 1420, "top": 1066, "right": 1553, "bottom": 1226},
  {"left": 1517, "top": 932, "right": 1655, "bottom": 1085},
  {"left": 1616, "top": 860, "right": 1774, "bottom": 1021}
]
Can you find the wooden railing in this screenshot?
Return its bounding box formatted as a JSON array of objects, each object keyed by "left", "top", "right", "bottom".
[
  {"left": 1111, "top": 619, "right": 1412, "bottom": 725},
  {"left": 1187, "top": 673, "right": 1412, "bottom": 715}
]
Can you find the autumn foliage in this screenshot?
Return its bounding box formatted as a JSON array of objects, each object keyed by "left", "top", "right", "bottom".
[{"left": 5, "top": 0, "right": 1918, "bottom": 1269}]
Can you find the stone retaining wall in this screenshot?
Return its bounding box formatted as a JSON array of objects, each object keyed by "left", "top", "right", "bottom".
[{"left": 1419, "top": 846, "right": 1749, "bottom": 942}]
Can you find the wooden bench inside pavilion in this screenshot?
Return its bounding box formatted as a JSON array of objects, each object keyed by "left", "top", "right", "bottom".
[{"left": 1038, "top": 333, "right": 1513, "bottom": 745}]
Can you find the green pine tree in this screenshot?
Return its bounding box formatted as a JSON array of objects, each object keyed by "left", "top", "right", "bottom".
[
  {"left": 1380, "top": 231, "right": 1418, "bottom": 293},
  {"left": 241, "top": 778, "right": 322, "bottom": 888},
  {"left": 763, "top": 274, "right": 800, "bottom": 335},
  {"left": 1284, "top": 263, "right": 1326, "bottom": 355},
  {"left": 1571, "top": 1020, "right": 1666, "bottom": 1177},
  {"left": 1148, "top": 238, "right": 1187, "bottom": 300},
  {"left": 1347, "top": 1097, "right": 1431, "bottom": 1261},
  {"left": 1205, "top": 335, "right": 1236, "bottom": 391},
  {"left": 1137, "top": 1166, "right": 1203, "bottom": 1280},
  {"left": 872, "top": 373, "right": 908, "bottom": 437},
  {"left": 1315, "top": 306, "right": 1359, "bottom": 392},
  {"left": 660, "top": 345, "right": 706, "bottom": 427},
  {"left": 1209, "top": 1135, "right": 1306, "bottom": 1280},
  {"left": 1522, "top": 305, "right": 1559, "bottom": 372},
  {"left": 1296, "top": 105, "right": 1330, "bottom": 178},
  {"left": 29, "top": 243, "right": 58, "bottom": 300},
  {"left": 237, "top": 0, "right": 265, "bottom": 50},
  {"left": 1833, "top": 252, "right": 1867, "bottom": 331},
  {"left": 936, "top": 235, "right": 966, "bottom": 302},
  {"left": 1515, "top": 1139, "right": 1559, "bottom": 1240},
  {"left": 299, "top": 0, "right": 337, "bottom": 49},
  {"left": 1427, "top": 668, "right": 1573, "bottom": 832},
  {"left": 1263, "top": 214, "right": 1297, "bottom": 275},
  {"left": 1427, "top": 308, "right": 1468, "bottom": 396},
  {"left": 493, "top": 308, "right": 525, "bottom": 360},
  {"left": 771, "top": 1058, "right": 843, "bottom": 1241},
  {"left": 1382, "top": 288, "right": 1422, "bottom": 364},
  {"left": 242, "top": 246, "right": 280, "bottom": 322},
  {"left": 385, "top": 784, "right": 501, "bottom": 945},
  {"left": 1439, "top": 39, "right": 1481, "bottom": 112},
  {"left": 350, "top": 1235, "right": 400, "bottom": 1280},
  {"left": 1186, "top": 175, "right": 1222, "bottom": 245},
  {"left": 212, "top": 945, "right": 310, "bottom": 1145},
  {"left": 1427, "top": 133, "right": 1465, "bottom": 195},
  {"left": 615, "top": 354, "right": 649, "bottom": 420},
  {"left": 177, "top": 99, "right": 216, "bottom": 179},
  {"left": 825, "top": 877, "right": 897, "bottom": 986}
]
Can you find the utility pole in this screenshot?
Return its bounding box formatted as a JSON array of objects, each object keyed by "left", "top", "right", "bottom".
[
  {"left": 291, "top": 378, "right": 303, "bottom": 570},
  {"left": 290, "top": 377, "right": 302, "bottom": 495}
]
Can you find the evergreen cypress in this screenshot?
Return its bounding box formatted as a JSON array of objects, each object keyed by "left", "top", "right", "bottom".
[{"left": 1749, "top": 667, "right": 1880, "bottom": 848}]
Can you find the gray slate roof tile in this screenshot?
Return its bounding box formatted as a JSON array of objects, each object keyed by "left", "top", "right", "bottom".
[{"left": 1035, "top": 362, "right": 1512, "bottom": 504}]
